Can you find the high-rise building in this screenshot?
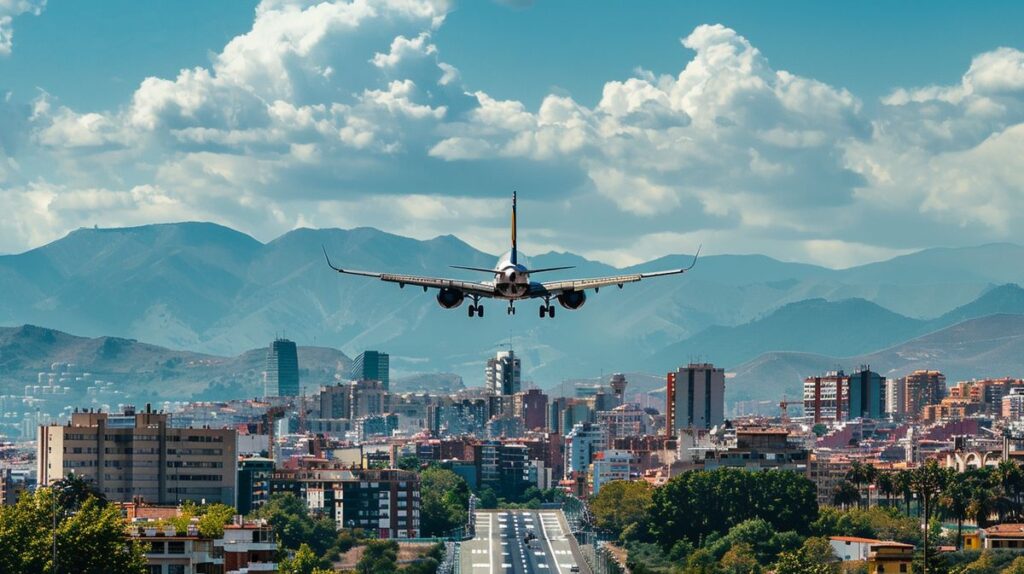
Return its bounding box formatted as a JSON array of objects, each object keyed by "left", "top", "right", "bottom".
[
  {"left": 609, "top": 373, "right": 629, "bottom": 405},
  {"left": 885, "top": 378, "right": 906, "bottom": 417},
  {"left": 318, "top": 383, "right": 353, "bottom": 419},
  {"left": 666, "top": 363, "right": 725, "bottom": 435},
  {"left": 512, "top": 388, "right": 548, "bottom": 431},
  {"left": 350, "top": 379, "right": 389, "bottom": 418},
  {"left": 803, "top": 370, "right": 850, "bottom": 423},
  {"left": 901, "top": 370, "right": 946, "bottom": 419},
  {"left": 486, "top": 350, "right": 521, "bottom": 396},
  {"left": 265, "top": 338, "right": 299, "bottom": 397},
  {"left": 847, "top": 367, "right": 886, "bottom": 420},
  {"left": 37, "top": 406, "right": 237, "bottom": 505},
  {"left": 350, "top": 351, "right": 390, "bottom": 390}
]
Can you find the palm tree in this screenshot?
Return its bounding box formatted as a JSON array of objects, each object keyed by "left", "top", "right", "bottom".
[
  {"left": 893, "top": 469, "right": 914, "bottom": 516},
  {"left": 940, "top": 476, "right": 971, "bottom": 550},
  {"left": 996, "top": 459, "right": 1024, "bottom": 520},
  {"left": 911, "top": 460, "right": 946, "bottom": 574},
  {"left": 846, "top": 461, "right": 878, "bottom": 508},
  {"left": 833, "top": 480, "right": 860, "bottom": 509},
  {"left": 969, "top": 480, "right": 999, "bottom": 529},
  {"left": 52, "top": 472, "right": 105, "bottom": 514},
  {"left": 876, "top": 472, "right": 896, "bottom": 508}
]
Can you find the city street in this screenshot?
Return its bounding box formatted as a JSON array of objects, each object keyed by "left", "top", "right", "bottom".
[{"left": 460, "top": 510, "right": 590, "bottom": 574}]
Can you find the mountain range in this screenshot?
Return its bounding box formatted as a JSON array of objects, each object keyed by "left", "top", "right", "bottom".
[{"left": 3, "top": 222, "right": 1024, "bottom": 395}]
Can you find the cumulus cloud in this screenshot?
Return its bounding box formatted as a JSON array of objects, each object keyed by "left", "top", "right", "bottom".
[{"left": 1, "top": 4, "right": 1023, "bottom": 268}]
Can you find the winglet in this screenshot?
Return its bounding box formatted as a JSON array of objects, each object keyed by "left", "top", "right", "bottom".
[
  {"left": 686, "top": 244, "right": 702, "bottom": 270},
  {"left": 323, "top": 245, "right": 342, "bottom": 272}
]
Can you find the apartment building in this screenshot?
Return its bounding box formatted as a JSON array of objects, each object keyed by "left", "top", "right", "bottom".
[{"left": 37, "top": 405, "right": 236, "bottom": 505}]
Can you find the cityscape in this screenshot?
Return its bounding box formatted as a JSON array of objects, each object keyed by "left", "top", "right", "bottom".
[{"left": 2, "top": 2, "right": 1024, "bottom": 574}]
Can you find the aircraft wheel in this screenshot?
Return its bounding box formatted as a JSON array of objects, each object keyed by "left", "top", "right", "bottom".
[
  {"left": 539, "top": 306, "right": 547, "bottom": 318},
  {"left": 477, "top": 305, "right": 484, "bottom": 318},
  {"left": 548, "top": 305, "right": 556, "bottom": 318},
  {"left": 468, "top": 305, "right": 475, "bottom": 317}
]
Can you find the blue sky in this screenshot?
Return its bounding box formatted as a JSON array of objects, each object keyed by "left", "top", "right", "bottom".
[{"left": 1, "top": 0, "right": 1023, "bottom": 267}]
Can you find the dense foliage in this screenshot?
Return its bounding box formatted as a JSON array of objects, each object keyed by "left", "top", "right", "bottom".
[
  {"left": 649, "top": 468, "right": 818, "bottom": 548},
  {"left": 0, "top": 486, "right": 147, "bottom": 574},
  {"left": 419, "top": 467, "right": 471, "bottom": 537}
]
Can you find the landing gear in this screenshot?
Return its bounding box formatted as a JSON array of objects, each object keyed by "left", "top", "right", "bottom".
[
  {"left": 507, "top": 301, "right": 516, "bottom": 315},
  {"left": 539, "top": 305, "right": 556, "bottom": 318},
  {"left": 468, "top": 298, "right": 484, "bottom": 318}
]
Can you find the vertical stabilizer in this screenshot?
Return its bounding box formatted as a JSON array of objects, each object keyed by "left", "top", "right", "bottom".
[{"left": 510, "top": 191, "right": 518, "bottom": 264}]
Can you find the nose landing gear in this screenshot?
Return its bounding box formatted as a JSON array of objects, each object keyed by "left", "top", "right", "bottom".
[{"left": 507, "top": 301, "right": 516, "bottom": 315}]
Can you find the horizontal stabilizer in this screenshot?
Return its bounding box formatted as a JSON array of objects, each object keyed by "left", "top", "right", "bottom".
[{"left": 450, "top": 265, "right": 498, "bottom": 273}]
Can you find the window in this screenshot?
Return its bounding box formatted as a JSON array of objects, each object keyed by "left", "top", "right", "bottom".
[
  {"left": 147, "top": 566, "right": 162, "bottom": 574},
  {"left": 168, "top": 566, "right": 186, "bottom": 574},
  {"left": 900, "top": 564, "right": 908, "bottom": 573},
  {"left": 167, "top": 541, "right": 185, "bottom": 554}
]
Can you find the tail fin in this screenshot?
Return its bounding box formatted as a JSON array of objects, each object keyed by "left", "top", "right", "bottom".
[{"left": 510, "top": 190, "right": 518, "bottom": 265}]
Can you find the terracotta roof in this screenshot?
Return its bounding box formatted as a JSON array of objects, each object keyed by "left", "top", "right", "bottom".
[
  {"left": 870, "top": 541, "right": 914, "bottom": 549},
  {"left": 830, "top": 536, "right": 883, "bottom": 544},
  {"left": 984, "top": 523, "right": 1024, "bottom": 537}
]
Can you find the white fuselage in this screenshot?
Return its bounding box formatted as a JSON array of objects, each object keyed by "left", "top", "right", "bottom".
[{"left": 492, "top": 255, "right": 531, "bottom": 299}]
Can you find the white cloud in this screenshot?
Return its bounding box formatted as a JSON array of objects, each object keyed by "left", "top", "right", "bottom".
[
  {"left": 0, "top": 0, "right": 44, "bottom": 56},
  {"left": 2, "top": 6, "right": 1023, "bottom": 268}
]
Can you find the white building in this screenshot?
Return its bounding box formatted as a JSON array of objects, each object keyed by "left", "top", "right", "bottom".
[
  {"left": 486, "top": 350, "right": 521, "bottom": 396},
  {"left": 667, "top": 363, "right": 725, "bottom": 432},
  {"left": 590, "top": 449, "right": 637, "bottom": 494},
  {"left": 564, "top": 422, "right": 607, "bottom": 479}
]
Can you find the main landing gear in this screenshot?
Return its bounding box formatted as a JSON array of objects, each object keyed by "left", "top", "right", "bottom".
[
  {"left": 467, "top": 297, "right": 484, "bottom": 318},
  {"left": 539, "top": 304, "right": 556, "bottom": 318}
]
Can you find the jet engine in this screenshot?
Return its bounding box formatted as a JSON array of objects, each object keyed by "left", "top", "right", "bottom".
[
  {"left": 557, "top": 291, "right": 586, "bottom": 310},
  {"left": 436, "top": 288, "right": 465, "bottom": 309}
]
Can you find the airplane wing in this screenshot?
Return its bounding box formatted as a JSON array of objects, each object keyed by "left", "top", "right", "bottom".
[
  {"left": 323, "top": 248, "right": 498, "bottom": 298},
  {"left": 530, "top": 247, "right": 699, "bottom": 297}
]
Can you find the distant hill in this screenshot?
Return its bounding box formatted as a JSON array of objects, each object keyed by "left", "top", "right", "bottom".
[
  {"left": 3, "top": 221, "right": 1024, "bottom": 384},
  {"left": 0, "top": 324, "right": 351, "bottom": 401},
  {"left": 726, "top": 314, "right": 1024, "bottom": 405}
]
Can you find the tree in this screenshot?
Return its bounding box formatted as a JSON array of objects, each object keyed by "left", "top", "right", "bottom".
[
  {"left": 845, "top": 462, "right": 877, "bottom": 508},
  {"left": 939, "top": 474, "right": 970, "bottom": 549},
  {"left": 396, "top": 454, "right": 422, "bottom": 471},
  {"left": 876, "top": 472, "right": 896, "bottom": 508},
  {"left": 911, "top": 460, "right": 946, "bottom": 574},
  {"left": 255, "top": 493, "right": 336, "bottom": 556},
  {"left": 197, "top": 503, "right": 237, "bottom": 538},
  {"left": 832, "top": 481, "right": 860, "bottom": 509},
  {"left": 893, "top": 469, "right": 914, "bottom": 516},
  {"left": 590, "top": 480, "right": 653, "bottom": 539},
  {"left": 773, "top": 545, "right": 837, "bottom": 574},
  {"left": 683, "top": 548, "right": 721, "bottom": 574},
  {"left": 52, "top": 472, "right": 105, "bottom": 514},
  {"left": 721, "top": 542, "right": 761, "bottom": 574},
  {"left": 1005, "top": 556, "right": 1024, "bottom": 574},
  {"left": 0, "top": 488, "right": 147, "bottom": 574},
  {"left": 279, "top": 543, "right": 331, "bottom": 574},
  {"left": 357, "top": 540, "right": 399, "bottom": 574},
  {"left": 419, "top": 467, "right": 470, "bottom": 537}
]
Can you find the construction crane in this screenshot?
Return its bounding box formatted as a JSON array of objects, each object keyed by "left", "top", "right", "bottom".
[
  {"left": 779, "top": 397, "right": 795, "bottom": 424},
  {"left": 263, "top": 405, "right": 287, "bottom": 465}
]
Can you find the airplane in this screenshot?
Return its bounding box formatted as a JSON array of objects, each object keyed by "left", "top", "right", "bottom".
[{"left": 323, "top": 192, "right": 699, "bottom": 318}]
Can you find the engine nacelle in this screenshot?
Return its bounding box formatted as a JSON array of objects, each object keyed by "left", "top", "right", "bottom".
[
  {"left": 436, "top": 288, "right": 465, "bottom": 309},
  {"left": 557, "top": 291, "right": 586, "bottom": 310}
]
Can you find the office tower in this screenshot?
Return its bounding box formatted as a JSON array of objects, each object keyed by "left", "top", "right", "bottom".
[
  {"left": 803, "top": 370, "right": 850, "bottom": 424},
  {"left": 37, "top": 406, "right": 236, "bottom": 505},
  {"left": 666, "top": 363, "right": 725, "bottom": 435},
  {"left": 847, "top": 366, "right": 886, "bottom": 420},
  {"left": 265, "top": 338, "right": 299, "bottom": 397},
  {"left": 350, "top": 351, "right": 390, "bottom": 390},
  {"left": 486, "top": 350, "right": 521, "bottom": 396},
  {"left": 901, "top": 370, "right": 946, "bottom": 419}
]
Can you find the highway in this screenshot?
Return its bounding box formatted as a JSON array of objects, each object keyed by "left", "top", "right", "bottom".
[{"left": 460, "top": 509, "right": 590, "bottom": 574}]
